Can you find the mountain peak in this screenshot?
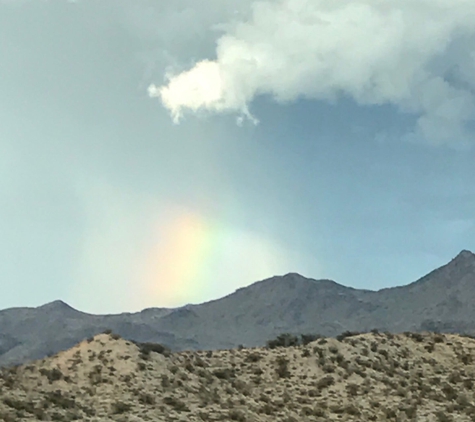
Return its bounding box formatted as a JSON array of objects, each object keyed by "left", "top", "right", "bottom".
[
  {"left": 38, "top": 300, "right": 77, "bottom": 313},
  {"left": 457, "top": 249, "right": 475, "bottom": 258},
  {"left": 452, "top": 250, "right": 475, "bottom": 263},
  {"left": 282, "top": 272, "right": 306, "bottom": 280}
]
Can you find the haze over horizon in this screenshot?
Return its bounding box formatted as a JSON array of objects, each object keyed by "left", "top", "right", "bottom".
[{"left": 1, "top": 0, "right": 475, "bottom": 314}]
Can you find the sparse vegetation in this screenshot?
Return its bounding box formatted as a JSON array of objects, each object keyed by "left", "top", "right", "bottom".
[
  {"left": 39, "top": 367, "right": 63, "bottom": 382},
  {"left": 111, "top": 401, "right": 131, "bottom": 414},
  {"left": 135, "top": 341, "right": 170, "bottom": 358},
  {"left": 1, "top": 331, "right": 475, "bottom": 421}
]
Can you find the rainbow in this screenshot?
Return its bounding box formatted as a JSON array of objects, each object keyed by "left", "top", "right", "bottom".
[{"left": 138, "top": 205, "right": 306, "bottom": 308}]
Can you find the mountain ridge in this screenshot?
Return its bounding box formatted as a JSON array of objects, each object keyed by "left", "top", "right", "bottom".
[
  {"left": 1, "top": 249, "right": 475, "bottom": 368},
  {"left": 7, "top": 249, "right": 475, "bottom": 315}
]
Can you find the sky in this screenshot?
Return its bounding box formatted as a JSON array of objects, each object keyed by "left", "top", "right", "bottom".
[{"left": 1, "top": 0, "right": 474, "bottom": 314}]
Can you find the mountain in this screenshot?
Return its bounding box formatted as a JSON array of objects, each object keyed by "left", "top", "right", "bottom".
[
  {"left": 1, "top": 250, "right": 475, "bottom": 368},
  {"left": 2, "top": 331, "right": 475, "bottom": 421}
]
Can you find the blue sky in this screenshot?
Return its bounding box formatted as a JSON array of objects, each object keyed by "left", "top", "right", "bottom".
[{"left": 1, "top": 0, "right": 474, "bottom": 314}]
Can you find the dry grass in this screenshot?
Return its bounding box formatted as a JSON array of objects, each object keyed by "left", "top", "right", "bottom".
[{"left": 2, "top": 331, "right": 475, "bottom": 421}]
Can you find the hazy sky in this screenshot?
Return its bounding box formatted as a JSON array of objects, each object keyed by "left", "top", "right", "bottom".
[{"left": 1, "top": 0, "right": 474, "bottom": 314}]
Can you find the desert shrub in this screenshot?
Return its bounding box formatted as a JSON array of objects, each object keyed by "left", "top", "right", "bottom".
[
  {"left": 161, "top": 374, "right": 171, "bottom": 388},
  {"left": 253, "top": 367, "right": 264, "bottom": 376},
  {"left": 168, "top": 365, "right": 179, "bottom": 374},
  {"left": 266, "top": 333, "right": 299, "bottom": 349},
  {"left": 317, "top": 375, "right": 335, "bottom": 390},
  {"left": 301, "top": 406, "right": 323, "bottom": 416},
  {"left": 459, "top": 353, "right": 473, "bottom": 365},
  {"left": 463, "top": 379, "right": 473, "bottom": 390},
  {"left": 275, "top": 356, "right": 291, "bottom": 378},
  {"left": 259, "top": 403, "right": 276, "bottom": 415},
  {"left": 194, "top": 356, "right": 207, "bottom": 367},
  {"left": 233, "top": 379, "right": 252, "bottom": 396},
  {"left": 301, "top": 334, "right": 322, "bottom": 345},
  {"left": 336, "top": 331, "right": 361, "bottom": 341},
  {"left": 435, "top": 411, "right": 452, "bottom": 421},
  {"left": 163, "top": 396, "right": 189, "bottom": 412},
  {"left": 267, "top": 333, "right": 326, "bottom": 348},
  {"left": 384, "top": 331, "right": 394, "bottom": 339},
  {"left": 213, "top": 368, "right": 236, "bottom": 380},
  {"left": 334, "top": 353, "right": 345, "bottom": 366},
  {"left": 344, "top": 404, "right": 361, "bottom": 416},
  {"left": 88, "top": 364, "right": 104, "bottom": 385},
  {"left": 229, "top": 409, "right": 246, "bottom": 421},
  {"left": 245, "top": 352, "right": 262, "bottom": 363},
  {"left": 404, "top": 406, "right": 418, "bottom": 418},
  {"left": 138, "top": 393, "right": 155, "bottom": 405},
  {"left": 0, "top": 411, "right": 17, "bottom": 422},
  {"left": 408, "top": 332, "right": 425, "bottom": 342},
  {"left": 3, "top": 398, "right": 36, "bottom": 413},
  {"left": 39, "top": 367, "right": 63, "bottom": 382},
  {"left": 346, "top": 383, "right": 359, "bottom": 396},
  {"left": 111, "top": 401, "right": 131, "bottom": 414},
  {"left": 50, "top": 412, "right": 66, "bottom": 421},
  {"left": 102, "top": 329, "right": 113, "bottom": 335},
  {"left": 442, "top": 383, "right": 458, "bottom": 401},
  {"left": 313, "top": 347, "right": 324, "bottom": 358},
  {"left": 448, "top": 371, "right": 462, "bottom": 384},
  {"left": 44, "top": 391, "right": 76, "bottom": 410},
  {"left": 136, "top": 342, "right": 170, "bottom": 357}
]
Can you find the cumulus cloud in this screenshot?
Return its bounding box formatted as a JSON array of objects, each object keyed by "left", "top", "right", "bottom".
[{"left": 149, "top": 0, "right": 475, "bottom": 145}]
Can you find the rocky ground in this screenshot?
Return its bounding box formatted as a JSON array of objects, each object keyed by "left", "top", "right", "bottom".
[{"left": 2, "top": 331, "right": 475, "bottom": 421}]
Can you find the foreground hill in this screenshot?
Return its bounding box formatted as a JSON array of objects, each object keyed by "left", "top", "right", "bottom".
[
  {"left": 1, "top": 250, "right": 475, "bottom": 367},
  {"left": 2, "top": 331, "right": 475, "bottom": 421}
]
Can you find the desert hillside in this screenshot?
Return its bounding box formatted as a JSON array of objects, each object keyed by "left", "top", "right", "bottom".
[{"left": 2, "top": 331, "right": 475, "bottom": 421}]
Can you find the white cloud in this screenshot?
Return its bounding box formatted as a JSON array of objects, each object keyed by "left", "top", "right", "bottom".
[{"left": 150, "top": 0, "right": 475, "bottom": 145}]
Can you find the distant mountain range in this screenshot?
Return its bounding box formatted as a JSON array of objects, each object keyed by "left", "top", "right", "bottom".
[{"left": 1, "top": 250, "right": 475, "bottom": 368}]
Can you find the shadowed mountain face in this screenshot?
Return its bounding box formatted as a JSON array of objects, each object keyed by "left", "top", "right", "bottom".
[{"left": 1, "top": 250, "right": 475, "bottom": 367}]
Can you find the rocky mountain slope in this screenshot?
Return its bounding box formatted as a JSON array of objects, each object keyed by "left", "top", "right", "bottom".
[
  {"left": 2, "top": 331, "right": 475, "bottom": 421},
  {"left": 1, "top": 250, "right": 475, "bottom": 368}
]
